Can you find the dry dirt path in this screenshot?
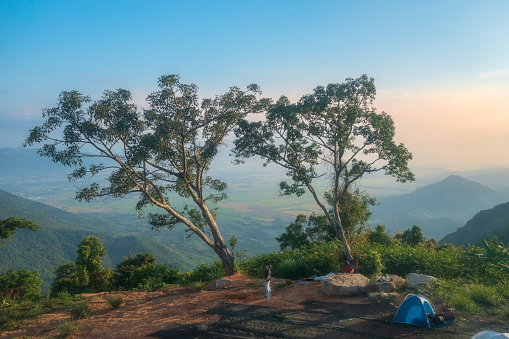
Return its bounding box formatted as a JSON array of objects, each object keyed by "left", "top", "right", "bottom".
[{"left": 0, "top": 273, "right": 501, "bottom": 338}]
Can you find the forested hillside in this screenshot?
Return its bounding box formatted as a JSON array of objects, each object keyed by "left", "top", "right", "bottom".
[
  {"left": 0, "top": 189, "right": 204, "bottom": 293},
  {"left": 440, "top": 201, "right": 509, "bottom": 245}
]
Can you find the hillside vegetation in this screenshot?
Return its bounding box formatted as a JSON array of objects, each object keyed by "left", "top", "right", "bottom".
[
  {"left": 441, "top": 201, "right": 509, "bottom": 245},
  {"left": 0, "top": 189, "right": 205, "bottom": 293}
]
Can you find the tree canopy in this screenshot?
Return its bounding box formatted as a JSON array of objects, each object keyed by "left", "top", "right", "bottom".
[
  {"left": 0, "top": 217, "right": 40, "bottom": 246},
  {"left": 233, "top": 75, "right": 414, "bottom": 261},
  {"left": 25, "top": 74, "right": 267, "bottom": 275}
]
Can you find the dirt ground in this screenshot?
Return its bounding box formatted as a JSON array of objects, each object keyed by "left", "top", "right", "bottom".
[{"left": 1, "top": 273, "right": 507, "bottom": 338}]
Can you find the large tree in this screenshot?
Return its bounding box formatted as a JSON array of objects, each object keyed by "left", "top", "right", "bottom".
[
  {"left": 25, "top": 75, "right": 265, "bottom": 275},
  {"left": 233, "top": 75, "right": 414, "bottom": 262}
]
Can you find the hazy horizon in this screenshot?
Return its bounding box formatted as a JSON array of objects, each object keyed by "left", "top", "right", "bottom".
[{"left": 2, "top": 1, "right": 508, "bottom": 171}]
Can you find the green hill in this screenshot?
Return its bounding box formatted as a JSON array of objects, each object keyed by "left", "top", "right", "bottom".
[
  {"left": 0, "top": 189, "right": 204, "bottom": 293},
  {"left": 440, "top": 201, "right": 509, "bottom": 245}
]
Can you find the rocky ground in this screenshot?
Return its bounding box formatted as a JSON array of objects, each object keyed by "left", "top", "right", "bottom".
[{"left": 0, "top": 273, "right": 505, "bottom": 338}]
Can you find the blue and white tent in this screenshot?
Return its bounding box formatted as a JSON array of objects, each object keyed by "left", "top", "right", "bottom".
[{"left": 394, "top": 294, "right": 435, "bottom": 328}]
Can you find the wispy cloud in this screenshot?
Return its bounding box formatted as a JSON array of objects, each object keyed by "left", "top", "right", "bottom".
[{"left": 478, "top": 69, "right": 509, "bottom": 79}]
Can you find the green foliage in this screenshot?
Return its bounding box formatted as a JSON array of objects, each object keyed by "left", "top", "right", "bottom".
[
  {"left": 70, "top": 302, "right": 91, "bottom": 320},
  {"left": 0, "top": 270, "right": 42, "bottom": 300},
  {"left": 0, "top": 217, "right": 40, "bottom": 246},
  {"left": 56, "top": 319, "right": 81, "bottom": 338},
  {"left": 51, "top": 263, "right": 80, "bottom": 296},
  {"left": 0, "top": 293, "right": 82, "bottom": 332},
  {"left": 24, "top": 75, "right": 266, "bottom": 276},
  {"left": 277, "top": 195, "right": 375, "bottom": 251},
  {"left": 360, "top": 249, "right": 384, "bottom": 278},
  {"left": 106, "top": 296, "right": 123, "bottom": 309},
  {"left": 298, "top": 299, "right": 315, "bottom": 306},
  {"left": 433, "top": 280, "right": 509, "bottom": 315},
  {"left": 276, "top": 214, "right": 311, "bottom": 250},
  {"left": 393, "top": 225, "right": 425, "bottom": 247},
  {"left": 51, "top": 236, "right": 111, "bottom": 295},
  {"left": 238, "top": 241, "right": 342, "bottom": 280},
  {"left": 185, "top": 260, "right": 225, "bottom": 284},
  {"left": 468, "top": 237, "right": 509, "bottom": 273},
  {"left": 234, "top": 75, "right": 413, "bottom": 261},
  {"left": 75, "top": 236, "right": 112, "bottom": 292},
  {"left": 365, "top": 225, "right": 393, "bottom": 247},
  {"left": 112, "top": 252, "right": 158, "bottom": 289}
]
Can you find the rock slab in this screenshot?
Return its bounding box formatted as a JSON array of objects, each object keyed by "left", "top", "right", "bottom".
[
  {"left": 406, "top": 273, "right": 437, "bottom": 289},
  {"left": 367, "top": 275, "right": 405, "bottom": 292},
  {"left": 321, "top": 273, "right": 369, "bottom": 296}
]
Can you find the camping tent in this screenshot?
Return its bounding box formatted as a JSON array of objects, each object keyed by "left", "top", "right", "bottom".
[
  {"left": 471, "top": 330, "right": 509, "bottom": 339},
  {"left": 394, "top": 294, "right": 435, "bottom": 328}
]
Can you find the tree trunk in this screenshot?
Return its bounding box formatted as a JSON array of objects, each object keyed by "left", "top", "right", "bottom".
[
  {"left": 337, "top": 226, "right": 354, "bottom": 262},
  {"left": 214, "top": 245, "right": 235, "bottom": 276}
]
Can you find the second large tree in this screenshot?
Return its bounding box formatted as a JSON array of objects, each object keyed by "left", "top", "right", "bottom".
[{"left": 233, "top": 75, "right": 414, "bottom": 262}]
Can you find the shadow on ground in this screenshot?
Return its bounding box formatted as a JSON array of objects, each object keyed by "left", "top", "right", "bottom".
[{"left": 149, "top": 301, "right": 468, "bottom": 338}]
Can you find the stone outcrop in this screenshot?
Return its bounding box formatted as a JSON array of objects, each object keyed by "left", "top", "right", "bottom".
[
  {"left": 367, "top": 275, "right": 405, "bottom": 293},
  {"left": 406, "top": 273, "right": 437, "bottom": 289},
  {"left": 320, "top": 273, "right": 369, "bottom": 296},
  {"left": 203, "top": 279, "right": 233, "bottom": 290}
]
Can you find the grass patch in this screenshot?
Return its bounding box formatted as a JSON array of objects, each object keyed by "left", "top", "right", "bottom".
[
  {"left": 0, "top": 294, "right": 82, "bottom": 332},
  {"left": 432, "top": 280, "right": 509, "bottom": 316},
  {"left": 56, "top": 319, "right": 81, "bottom": 338},
  {"left": 276, "top": 280, "right": 293, "bottom": 289},
  {"left": 106, "top": 296, "right": 123, "bottom": 309},
  {"left": 70, "top": 302, "right": 91, "bottom": 320},
  {"left": 298, "top": 299, "right": 315, "bottom": 306}
]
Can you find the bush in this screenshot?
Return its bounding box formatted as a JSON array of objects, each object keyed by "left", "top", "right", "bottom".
[
  {"left": 239, "top": 241, "right": 342, "bottom": 280},
  {"left": 0, "top": 269, "right": 42, "bottom": 300},
  {"left": 106, "top": 296, "right": 123, "bottom": 309},
  {"left": 185, "top": 261, "right": 225, "bottom": 284},
  {"left": 112, "top": 252, "right": 180, "bottom": 290},
  {"left": 56, "top": 319, "right": 81, "bottom": 338},
  {"left": 70, "top": 302, "right": 91, "bottom": 320},
  {"left": 51, "top": 263, "right": 80, "bottom": 296}
]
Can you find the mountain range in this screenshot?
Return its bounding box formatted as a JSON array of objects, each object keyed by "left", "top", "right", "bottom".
[{"left": 369, "top": 175, "right": 509, "bottom": 240}]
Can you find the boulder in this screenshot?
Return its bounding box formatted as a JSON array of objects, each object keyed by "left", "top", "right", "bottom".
[
  {"left": 215, "top": 279, "right": 233, "bottom": 289},
  {"left": 367, "top": 275, "right": 405, "bottom": 292},
  {"left": 406, "top": 273, "right": 437, "bottom": 289},
  {"left": 203, "top": 278, "right": 233, "bottom": 290},
  {"left": 321, "top": 273, "right": 369, "bottom": 296}
]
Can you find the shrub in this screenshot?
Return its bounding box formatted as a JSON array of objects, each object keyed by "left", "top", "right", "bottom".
[
  {"left": 239, "top": 241, "right": 341, "bottom": 280},
  {"left": 70, "top": 302, "right": 91, "bottom": 320},
  {"left": 56, "top": 319, "right": 81, "bottom": 338},
  {"left": 0, "top": 269, "right": 42, "bottom": 300},
  {"left": 358, "top": 249, "right": 384, "bottom": 277},
  {"left": 113, "top": 252, "right": 180, "bottom": 290},
  {"left": 185, "top": 261, "right": 224, "bottom": 284},
  {"left": 106, "top": 296, "right": 123, "bottom": 309},
  {"left": 51, "top": 263, "right": 80, "bottom": 296}
]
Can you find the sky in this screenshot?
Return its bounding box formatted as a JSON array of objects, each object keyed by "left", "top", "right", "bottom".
[{"left": 1, "top": 0, "right": 508, "bottom": 171}]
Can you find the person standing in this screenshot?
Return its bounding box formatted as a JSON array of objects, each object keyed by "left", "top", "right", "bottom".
[{"left": 264, "top": 264, "right": 272, "bottom": 299}]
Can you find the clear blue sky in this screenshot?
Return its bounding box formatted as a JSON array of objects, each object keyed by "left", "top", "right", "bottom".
[{"left": 1, "top": 0, "right": 508, "bottom": 169}]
